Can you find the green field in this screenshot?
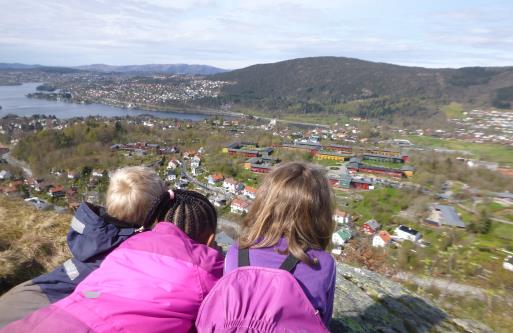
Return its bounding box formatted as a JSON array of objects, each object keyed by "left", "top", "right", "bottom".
[
  {"left": 441, "top": 102, "right": 464, "bottom": 119},
  {"left": 407, "top": 135, "right": 513, "bottom": 166}
]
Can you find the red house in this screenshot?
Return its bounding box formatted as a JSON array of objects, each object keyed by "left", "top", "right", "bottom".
[{"left": 362, "top": 219, "right": 381, "bottom": 235}]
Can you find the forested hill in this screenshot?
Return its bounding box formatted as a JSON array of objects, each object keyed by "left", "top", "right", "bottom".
[{"left": 209, "top": 57, "right": 513, "bottom": 117}]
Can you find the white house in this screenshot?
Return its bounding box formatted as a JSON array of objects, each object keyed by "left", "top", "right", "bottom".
[
  {"left": 332, "top": 228, "right": 352, "bottom": 247},
  {"left": 191, "top": 156, "right": 201, "bottom": 168},
  {"left": 333, "top": 209, "right": 352, "bottom": 225},
  {"left": 230, "top": 198, "right": 251, "bottom": 214},
  {"left": 243, "top": 186, "right": 257, "bottom": 200},
  {"left": 372, "top": 231, "right": 392, "bottom": 248},
  {"left": 504, "top": 256, "right": 513, "bottom": 272},
  {"left": 223, "top": 178, "right": 243, "bottom": 194},
  {"left": 167, "top": 159, "right": 181, "bottom": 170},
  {"left": 394, "top": 225, "right": 422, "bottom": 242}
]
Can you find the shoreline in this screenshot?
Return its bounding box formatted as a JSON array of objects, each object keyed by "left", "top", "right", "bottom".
[{"left": 26, "top": 95, "right": 245, "bottom": 118}]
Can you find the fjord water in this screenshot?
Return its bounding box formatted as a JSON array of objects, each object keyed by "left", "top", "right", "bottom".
[{"left": 0, "top": 83, "right": 208, "bottom": 120}]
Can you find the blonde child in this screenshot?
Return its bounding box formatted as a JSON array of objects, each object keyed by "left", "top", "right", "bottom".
[
  {"left": 0, "top": 166, "right": 167, "bottom": 327},
  {"left": 3, "top": 186, "right": 224, "bottom": 333}
]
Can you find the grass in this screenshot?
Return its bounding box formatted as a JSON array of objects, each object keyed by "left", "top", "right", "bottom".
[
  {"left": 313, "top": 158, "right": 343, "bottom": 167},
  {"left": 0, "top": 197, "right": 71, "bottom": 294},
  {"left": 406, "top": 135, "right": 513, "bottom": 166},
  {"left": 405, "top": 284, "right": 513, "bottom": 333},
  {"left": 441, "top": 102, "right": 464, "bottom": 119},
  {"left": 361, "top": 159, "right": 403, "bottom": 169},
  {"left": 348, "top": 188, "right": 414, "bottom": 227}
]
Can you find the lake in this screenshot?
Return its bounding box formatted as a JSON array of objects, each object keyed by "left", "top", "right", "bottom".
[{"left": 0, "top": 83, "right": 211, "bottom": 120}]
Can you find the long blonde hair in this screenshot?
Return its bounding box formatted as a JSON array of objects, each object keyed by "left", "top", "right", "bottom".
[{"left": 240, "top": 162, "right": 335, "bottom": 265}]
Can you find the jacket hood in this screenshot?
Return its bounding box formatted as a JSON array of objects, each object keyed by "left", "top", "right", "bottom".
[{"left": 67, "top": 202, "right": 137, "bottom": 261}]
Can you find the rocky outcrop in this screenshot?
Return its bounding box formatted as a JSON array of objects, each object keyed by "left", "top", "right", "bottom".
[{"left": 330, "top": 263, "right": 494, "bottom": 333}]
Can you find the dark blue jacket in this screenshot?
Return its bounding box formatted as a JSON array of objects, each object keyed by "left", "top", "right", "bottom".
[{"left": 32, "top": 202, "right": 136, "bottom": 302}]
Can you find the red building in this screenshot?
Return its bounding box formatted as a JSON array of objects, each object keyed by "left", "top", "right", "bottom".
[{"left": 362, "top": 220, "right": 381, "bottom": 235}]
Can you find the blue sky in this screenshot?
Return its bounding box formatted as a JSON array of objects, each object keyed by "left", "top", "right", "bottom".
[{"left": 0, "top": 0, "right": 512, "bottom": 69}]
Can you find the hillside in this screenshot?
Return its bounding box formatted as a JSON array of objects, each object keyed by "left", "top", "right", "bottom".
[
  {"left": 0, "top": 197, "right": 71, "bottom": 293},
  {"left": 210, "top": 57, "right": 513, "bottom": 118}
]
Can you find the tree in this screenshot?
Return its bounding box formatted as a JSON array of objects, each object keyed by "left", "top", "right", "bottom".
[{"left": 469, "top": 208, "right": 492, "bottom": 234}]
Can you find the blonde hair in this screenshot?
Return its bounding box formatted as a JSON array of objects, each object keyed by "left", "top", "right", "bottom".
[
  {"left": 106, "top": 166, "right": 166, "bottom": 225},
  {"left": 240, "top": 162, "right": 335, "bottom": 265}
]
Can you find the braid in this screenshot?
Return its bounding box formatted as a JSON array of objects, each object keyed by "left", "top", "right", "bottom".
[{"left": 162, "top": 189, "right": 217, "bottom": 243}]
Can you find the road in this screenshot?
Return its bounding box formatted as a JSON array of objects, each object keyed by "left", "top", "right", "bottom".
[
  {"left": 180, "top": 162, "right": 232, "bottom": 198},
  {"left": 2, "top": 152, "right": 33, "bottom": 178},
  {"left": 252, "top": 115, "right": 330, "bottom": 129},
  {"left": 457, "top": 203, "right": 513, "bottom": 225}
]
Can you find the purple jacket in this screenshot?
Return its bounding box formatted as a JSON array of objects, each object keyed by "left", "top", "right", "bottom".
[
  {"left": 2, "top": 222, "right": 225, "bottom": 333},
  {"left": 224, "top": 238, "right": 336, "bottom": 325}
]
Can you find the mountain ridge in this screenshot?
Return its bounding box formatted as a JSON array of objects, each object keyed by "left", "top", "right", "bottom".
[
  {"left": 74, "top": 63, "right": 229, "bottom": 75},
  {"left": 208, "top": 56, "right": 513, "bottom": 116},
  {"left": 0, "top": 63, "right": 228, "bottom": 75}
]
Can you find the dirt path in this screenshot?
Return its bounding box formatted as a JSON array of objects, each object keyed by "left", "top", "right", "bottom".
[{"left": 2, "top": 152, "right": 33, "bottom": 178}]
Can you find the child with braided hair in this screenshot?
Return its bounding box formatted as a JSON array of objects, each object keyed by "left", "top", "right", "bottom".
[{"left": 3, "top": 188, "right": 224, "bottom": 333}]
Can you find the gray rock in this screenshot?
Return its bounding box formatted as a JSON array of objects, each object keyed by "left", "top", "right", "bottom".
[{"left": 330, "top": 263, "right": 494, "bottom": 333}]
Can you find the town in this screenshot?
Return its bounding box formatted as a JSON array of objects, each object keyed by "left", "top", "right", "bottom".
[
  {"left": 0, "top": 102, "right": 511, "bottom": 333},
  {"left": 0, "top": 113, "right": 511, "bottom": 293}
]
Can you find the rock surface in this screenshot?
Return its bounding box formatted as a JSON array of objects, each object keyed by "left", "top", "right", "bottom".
[{"left": 330, "top": 263, "right": 494, "bottom": 333}]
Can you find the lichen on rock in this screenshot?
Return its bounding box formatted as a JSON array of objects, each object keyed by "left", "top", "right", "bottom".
[{"left": 330, "top": 263, "right": 494, "bottom": 333}]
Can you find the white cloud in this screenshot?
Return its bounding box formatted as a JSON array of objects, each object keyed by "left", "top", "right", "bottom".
[{"left": 0, "top": 0, "right": 512, "bottom": 68}]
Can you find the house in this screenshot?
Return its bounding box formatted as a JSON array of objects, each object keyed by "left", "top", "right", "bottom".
[
  {"left": 166, "top": 170, "right": 177, "bottom": 182},
  {"left": 208, "top": 173, "right": 224, "bottom": 185},
  {"left": 503, "top": 256, "right": 513, "bottom": 272},
  {"left": 0, "top": 170, "right": 11, "bottom": 180},
  {"left": 191, "top": 156, "right": 201, "bottom": 168},
  {"left": 230, "top": 198, "right": 251, "bottom": 214},
  {"left": 362, "top": 219, "right": 380, "bottom": 235},
  {"left": 183, "top": 151, "right": 196, "bottom": 160},
  {"left": 167, "top": 159, "right": 181, "bottom": 170},
  {"left": 425, "top": 204, "right": 465, "bottom": 228},
  {"left": 372, "top": 231, "right": 392, "bottom": 247},
  {"left": 315, "top": 150, "right": 352, "bottom": 161},
  {"left": 394, "top": 225, "right": 422, "bottom": 242},
  {"left": 243, "top": 186, "right": 257, "bottom": 200},
  {"left": 332, "top": 228, "right": 352, "bottom": 247},
  {"left": 223, "top": 178, "right": 244, "bottom": 194},
  {"left": 48, "top": 185, "right": 66, "bottom": 198},
  {"left": 333, "top": 209, "right": 352, "bottom": 225}
]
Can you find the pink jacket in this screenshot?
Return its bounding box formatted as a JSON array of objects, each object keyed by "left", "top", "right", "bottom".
[{"left": 2, "top": 222, "right": 224, "bottom": 333}]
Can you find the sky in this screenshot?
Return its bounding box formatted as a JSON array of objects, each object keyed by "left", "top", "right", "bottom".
[{"left": 1, "top": 0, "right": 512, "bottom": 69}]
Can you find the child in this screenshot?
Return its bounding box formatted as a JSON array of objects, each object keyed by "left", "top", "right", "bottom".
[
  {"left": 2, "top": 189, "right": 224, "bottom": 333},
  {"left": 212, "top": 162, "right": 336, "bottom": 328},
  {"left": 0, "top": 166, "right": 167, "bottom": 328}
]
